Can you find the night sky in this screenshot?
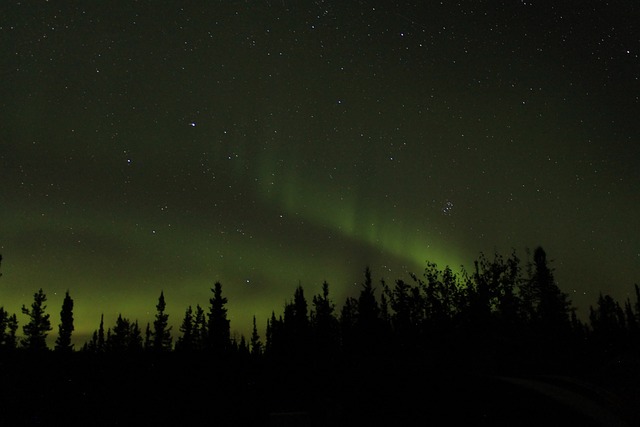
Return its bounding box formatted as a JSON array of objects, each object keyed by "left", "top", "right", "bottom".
[{"left": 1, "top": 1, "right": 638, "bottom": 344}]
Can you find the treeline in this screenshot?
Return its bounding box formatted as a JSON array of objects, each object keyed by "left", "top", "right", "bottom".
[{"left": 1, "top": 248, "right": 640, "bottom": 372}]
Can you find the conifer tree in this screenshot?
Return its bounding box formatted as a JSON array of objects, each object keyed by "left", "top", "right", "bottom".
[
  {"left": 129, "top": 320, "right": 143, "bottom": 351},
  {"left": 340, "top": 297, "right": 358, "bottom": 351},
  {"left": 176, "top": 305, "right": 194, "bottom": 351},
  {"left": 108, "top": 314, "right": 131, "bottom": 352},
  {"left": 357, "top": 267, "right": 380, "bottom": 328},
  {"left": 354, "top": 267, "right": 383, "bottom": 353},
  {"left": 97, "top": 314, "right": 105, "bottom": 352},
  {"left": 0, "top": 308, "right": 9, "bottom": 349},
  {"left": 0, "top": 308, "right": 7, "bottom": 344},
  {"left": 144, "top": 322, "right": 152, "bottom": 350},
  {"left": 312, "top": 282, "right": 336, "bottom": 323},
  {"left": 387, "top": 279, "right": 412, "bottom": 336},
  {"left": 528, "top": 247, "right": 571, "bottom": 335},
  {"left": 250, "top": 315, "right": 262, "bottom": 356},
  {"left": 282, "top": 285, "right": 309, "bottom": 352},
  {"left": 207, "top": 282, "right": 230, "bottom": 353},
  {"left": 21, "top": 288, "right": 52, "bottom": 351},
  {"left": 193, "top": 304, "right": 207, "bottom": 350},
  {"left": 311, "top": 281, "right": 339, "bottom": 350},
  {"left": 379, "top": 289, "right": 390, "bottom": 325},
  {"left": 153, "top": 291, "right": 172, "bottom": 351},
  {"left": 293, "top": 285, "right": 309, "bottom": 328},
  {"left": 55, "top": 290, "right": 74, "bottom": 352},
  {"left": 238, "top": 334, "right": 249, "bottom": 356},
  {"left": 265, "top": 312, "right": 276, "bottom": 354},
  {"left": 1, "top": 312, "right": 18, "bottom": 350},
  {"left": 85, "top": 331, "right": 98, "bottom": 352}
]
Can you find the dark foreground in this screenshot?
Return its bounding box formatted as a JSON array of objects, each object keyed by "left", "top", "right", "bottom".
[{"left": 0, "top": 351, "right": 638, "bottom": 427}]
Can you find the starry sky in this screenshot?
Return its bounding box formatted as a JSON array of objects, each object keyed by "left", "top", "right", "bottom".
[{"left": 1, "top": 1, "right": 639, "bottom": 344}]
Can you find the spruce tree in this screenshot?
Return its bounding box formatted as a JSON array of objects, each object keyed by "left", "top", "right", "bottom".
[
  {"left": 193, "top": 304, "right": 207, "bottom": 351},
  {"left": 7, "top": 314, "right": 18, "bottom": 349},
  {"left": 144, "top": 322, "right": 152, "bottom": 350},
  {"left": 129, "top": 320, "right": 143, "bottom": 351},
  {"left": 108, "top": 314, "right": 131, "bottom": 352},
  {"left": 86, "top": 330, "right": 99, "bottom": 352},
  {"left": 21, "top": 288, "right": 52, "bottom": 351},
  {"left": 250, "top": 315, "right": 262, "bottom": 356},
  {"left": 311, "top": 281, "right": 339, "bottom": 352},
  {"left": 97, "top": 314, "right": 106, "bottom": 352},
  {"left": 238, "top": 334, "right": 249, "bottom": 356},
  {"left": 55, "top": 290, "right": 74, "bottom": 352},
  {"left": 176, "top": 306, "right": 194, "bottom": 351},
  {"left": 529, "top": 247, "right": 571, "bottom": 334},
  {"left": 153, "top": 291, "right": 172, "bottom": 351},
  {"left": 207, "top": 282, "right": 230, "bottom": 353},
  {"left": 265, "top": 312, "right": 277, "bottom": 354},
  {"left": 357, "top": 267, "right": 380, "bottom": 328},
  {"left": 0, "top": 308, "right": 8, "bottom": 349}
]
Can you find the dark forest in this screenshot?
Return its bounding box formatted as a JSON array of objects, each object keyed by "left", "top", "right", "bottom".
[{"left": 1, "top": 249, "right": 639, "bottom": 426}]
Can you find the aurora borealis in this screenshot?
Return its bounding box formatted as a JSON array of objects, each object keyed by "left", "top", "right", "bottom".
[{"left": 1, "top": 1, "right": 639, "bottom": 344}]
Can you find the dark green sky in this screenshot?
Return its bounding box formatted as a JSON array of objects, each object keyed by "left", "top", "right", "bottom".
[{"left": 1, "top": 1, "right": 638, "bottom": 343}]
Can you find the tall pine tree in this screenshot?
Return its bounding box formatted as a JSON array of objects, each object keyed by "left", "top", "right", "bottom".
[
  {"left": 152, "top": 291, "right": 172, "bottom": 351},
  {"left": 207, "top": 282, "right": 230, "bottom": 353},
  {"left": 176, "top": 305, "right": 194, "bottom": 351},
  {"left": 0, "top": 309, "right": 18, "bottom": 350},
  {"left": 55, "top": 290, "right": 74, "bottom": 352},
  {"left": 21, "top": 288, "right": 52, "bottom": 351},
  {"left": 250, "top": 315, "right": 262, "bottom": 356},
  {"left": 528, "top": 247, "right": 571, "bottom": 336}
]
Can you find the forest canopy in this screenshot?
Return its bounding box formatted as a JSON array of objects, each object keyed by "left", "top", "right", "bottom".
[{"left": 0, "top": 247, "right": 638, "bottom": 373}]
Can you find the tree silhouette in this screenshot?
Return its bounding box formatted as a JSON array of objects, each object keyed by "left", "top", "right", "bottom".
[
  {"left": 265, "top": 311, "right": 283, "bottom": 356},
  {"left": 250, "top": 315, "right": 263, "bottom": 356},
  {"left": 0, "top": 308, "right": 8, "bottom": 346},
  {"left": 129, "top": 320, "right": 143, "bottom": 351},
  {"left": 339, "top": 296, "right": 358, "bottom": 351},
  {"left": 494, "top": 252, "right": 523, "bottom": 334},
  {"left": 311, "top": 281, "right": 339, "bottom": 353},
  {"left": 102, "top": 315, "right": 143, "bottom": 352},
  {"left": 0, "top": 308, "right": 18, "bottom": 350},
  {"left": 192, "top": 304, "right": 207, "bottom": 351},
  {"left": 84, "top": 314, "right": 106, "bottom": 353},
  {"left": 352, "top": 267, "right": 384, "bottom": 354},
  {"left": 357, "top": 267, "right": 380, "bottom": 326},
  {"left": 21, "top": 288, "right": 52, "bottom": 351},
  {"left": 152, "top": 291, "right": 172, "bottom": 351},
  {"left": 144, "top": 322, "right": 152, "bottom": 350},
  {"left": 238, "top": 334, "right": 249, "bottom": 356},
  {"left": 386, "top": 279, "right": 414, "bottom": 338},
  {"left": 526, "top": 247, "right": 572, "bottom": 339},
  {"left": 281, "top": 284, "right": 309, "bottom": 354},
  {"left": 98, "top": 314, "right": 106, "bottom": 352},
  {"left": 108, "top": 314, "right": 131, "bottom": 352},
  {"left": 590, "top": 293, "right": 627, "bottom": 354},
  {"left": 55, "top": 290, "right": 74, "bottom": 352},
  {"left": 176, "top": 305, "right": 194, "bottom": 351},
  {"left": 207, "top": 282, "right": 230, "bottom": 353}
]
